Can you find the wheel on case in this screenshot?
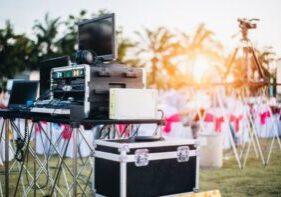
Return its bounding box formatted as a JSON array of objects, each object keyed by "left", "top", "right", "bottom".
[{"left": 193, "top": 188, "right": 199, "bottom": 193}]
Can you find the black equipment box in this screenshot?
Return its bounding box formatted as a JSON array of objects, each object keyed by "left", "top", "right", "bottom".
[
  {"left": 50, "top": 63, "right": 144, "bottom": 119},
  {"left": 93, "top": 138, "right": 200, "bottom": 197},
  {"left": 89, "top": 63, "right": 145, "bottom": 119}
]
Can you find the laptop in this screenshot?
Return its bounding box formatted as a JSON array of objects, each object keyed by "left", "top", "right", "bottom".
[{"left": 8, "top": 80, "right": 39, "bottom": 110}]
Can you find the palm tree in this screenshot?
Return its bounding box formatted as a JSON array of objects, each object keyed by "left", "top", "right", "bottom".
[
  {"left": 57, "top": 10, "right": 88, "bottom": 59},
  {"left": 131, "top": 25, "right": 224, "bottom": 88},
  {"left": 133, "top": 27, "right": 179, "bottom": 88},
  {"left": 223, "top": 46, "right": 274, "bottom": 83},
  {"left": 256, "top": 47, "right": 275, "bottom": 79},
  {"left": 116, "top": 27, "right": 138, "bottom": 65},
  {"left": 0, "top": 21, "right": 35, "bottom": 79},
  {"left": 33, "top": 13, "right": 61, "bottom": 59},
  {"left": 178, "top": 24, "right": 224, "bottom": 83}
]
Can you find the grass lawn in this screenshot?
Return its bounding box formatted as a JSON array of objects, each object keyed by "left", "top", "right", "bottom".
[
  {"left": 1, "top": 139, "right": 281, "bottom": 196},
  {"left": 200, "top": 140, "right": 281, "bottom": 197}
]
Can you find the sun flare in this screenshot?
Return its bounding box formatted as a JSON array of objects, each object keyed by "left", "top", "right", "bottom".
[{"left": 193, "top": 56, "right": 210, "bottom": 82}]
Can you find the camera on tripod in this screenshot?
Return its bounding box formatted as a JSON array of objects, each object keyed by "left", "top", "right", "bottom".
[
  {"left": 238, "top": 18, "right": 259, "bottom": 30},
  {"left": 224, "top": 17, "right": 266, "bottom": 83}
]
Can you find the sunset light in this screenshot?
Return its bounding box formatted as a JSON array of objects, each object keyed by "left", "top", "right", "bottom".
[
  {"left": 1, "top": 1, "right": 281, "bottom": 196},
  {"left": 193, "top": 56, "right": 211, "bottom": 83}
]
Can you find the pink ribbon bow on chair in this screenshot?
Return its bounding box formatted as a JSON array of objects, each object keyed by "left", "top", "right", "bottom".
[
  {"left": 163, "top": 114, "right": 181, "bottom": 133},
  {"left": 61, "top": 124, "right": 72, "bottom": 140},
  {"left": 117, "top": 124, "right": 125, "bottom": 134},
  {"left": 230, "top": 115, "right": 243, "bottom": 132},
  {"left": 117, "top": 124, "right": 129, "bottom": 137},
  {"left": 260, "top": 111, "right": 271, "bottom": 125},
  {"left": 204, "top": 113, "right": 224, "bottom": 132}
]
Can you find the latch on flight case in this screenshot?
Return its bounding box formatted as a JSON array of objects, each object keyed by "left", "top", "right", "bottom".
[
  {"left": 177, "top": 146, "right": 190, "bottom": 162},
  {"left": 134, "top": 149, "right": 149, "bottom": 167}
]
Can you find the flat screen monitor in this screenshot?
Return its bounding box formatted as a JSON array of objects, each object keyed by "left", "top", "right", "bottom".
[
  {"left": 39, "top": 56, "right": 70, "bottom": 98},
  {"left": 78, "top": 13, "right": 116, "bottom": 61},
  {"left": 9, "top": 80, "right": 39, "bottom": 107}
]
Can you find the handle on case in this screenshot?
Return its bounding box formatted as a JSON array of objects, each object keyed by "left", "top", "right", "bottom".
[
  {"left": 124, "top": 71, "right": 137, "bottom": 78},
  {"left": 94, "top": 89, "right": 109, "bottom": 94},
  {"left": 131, "top": 109, "right": 165, "bottom": 142},
  {"left": 97, "top": 70, "right": 111, "bottom": 77},
  {"left": 133, "top": 136, "right": 163, "bottom": 142}
]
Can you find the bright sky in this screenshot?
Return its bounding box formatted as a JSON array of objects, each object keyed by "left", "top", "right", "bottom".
[{"left": 1, "top": 0, "right": 281, "bottom": 54}]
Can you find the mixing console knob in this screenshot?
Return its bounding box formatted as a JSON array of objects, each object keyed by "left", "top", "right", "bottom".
[{"left": 62, "top": 85, "right": 72, "bottom": 91}]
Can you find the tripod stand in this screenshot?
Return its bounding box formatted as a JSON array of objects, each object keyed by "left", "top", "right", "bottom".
[
  {"left": 223, "top": 18, "right": 267, "bottom": 83},
  {"left": 221, "top": 18, "right": 269, "bottom": 168}
]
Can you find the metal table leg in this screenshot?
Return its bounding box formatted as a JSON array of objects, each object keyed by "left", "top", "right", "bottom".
[
  {"left": 4, "top": 119, "right": 9, "bottom": 197},
  {"left": 33, "top": 121, "right": 37, "bottom": 197},
  {"left": 72, "top": 123, "right": 79, "bottom": 197}
]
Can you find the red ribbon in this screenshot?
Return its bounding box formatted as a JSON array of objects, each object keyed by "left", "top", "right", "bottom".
[
  {"left": 260, "top": 111, "right": 271, "bottom": 125},
  {"left": 204, "top": 113, "right": 224, "bottom": 132},
  {"left": 61, "top": 124, "right": 72, "bottom": 140},
  {"left": 117, "top": 124, "right": 125, "bottom": 134},
  {"left": 117, "top": 124, "right": 129, "bottom": 137},
  {"left": 163, "top": 114, "right": 181, "bottom": 133},
  {"left": 230, "top": 115, "right": 243, "bottom": 132}
]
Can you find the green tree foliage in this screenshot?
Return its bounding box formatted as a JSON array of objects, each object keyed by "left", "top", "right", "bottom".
[
  {"left": 33, "top": 13, "right": 62, "bottom": 61},
  {"left": 57, "top": 10, "right": 88, "bottom": 60},
  {"left": 0, "top": 10, "right": 116, "bottom": 77},
  {"left": 0, "top": 21, "right": 36, "bottom": 79},
  {"left": 133, "top": 27, "right": 182, "bottom": 88},
  {"left": 115, "top": 27, "right": 137, "bottom": 65},
  {"left": 131, "top": 25, "right": 225, "bottom": 89},
  {"left": 0, "top": 11, "right": 275, "bottom": 90}
]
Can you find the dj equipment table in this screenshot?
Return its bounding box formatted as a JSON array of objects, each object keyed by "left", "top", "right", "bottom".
[{"left": 0, "top": 109, "right": 164, "bottom": 197}]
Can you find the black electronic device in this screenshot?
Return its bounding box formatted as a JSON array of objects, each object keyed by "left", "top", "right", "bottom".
[
  {"left": 75, "top": 50, "right": 96, "bottom": 65},
  {"left": 42, "top": 63, "right": 144, "bottom": 118},
  {"left": 88, "top": 63, "right": 145, "bottom": 119},
  {"left": 78, "top": 13, "right": 116, "bottom": 62},
  {"left": 9, "top": 80, "right": 39, "bottom": 108},
  {"left": 75, "top": 50, "right": 94, "bottom": 65},
  {"left": 33, "top": 13, "right": 145, "bottom": 119},
  {"left": 39, "top": 56, "right": 70, "bottom": 98}
]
